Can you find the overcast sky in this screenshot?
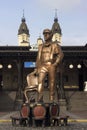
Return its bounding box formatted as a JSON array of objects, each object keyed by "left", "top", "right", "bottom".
[{"left": 0, "top": 0, "right": 87, "bottom": 46}]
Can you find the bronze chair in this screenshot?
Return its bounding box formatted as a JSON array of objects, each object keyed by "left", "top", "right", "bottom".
[
  {"left": 49, "top": 102, "right": 69, "bottom": 126},
  {"left": 24, "top": 70, "right": 38, "bottom": 103},
  {"left": 49, "top": 102, "right": 60, "bottom": 126},
  {"left": 11, "top": 103, "right": 30, "bottom": 126},
  {"left": 32, "top": 103, "right": 46, "bottom": 127}
]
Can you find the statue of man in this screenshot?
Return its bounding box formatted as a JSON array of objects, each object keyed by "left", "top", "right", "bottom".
[{"left": 36, "top": 28, "right": 64, "bottom": 102}]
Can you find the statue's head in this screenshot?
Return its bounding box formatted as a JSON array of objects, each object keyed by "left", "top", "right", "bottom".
[{"left": 43, "top": 29, "right": 53, "bottom": 42}]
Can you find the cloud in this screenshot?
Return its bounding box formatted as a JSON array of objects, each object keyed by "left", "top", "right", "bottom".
[{"left": 37, "top": 0, "right": 82, "bottom": 11}]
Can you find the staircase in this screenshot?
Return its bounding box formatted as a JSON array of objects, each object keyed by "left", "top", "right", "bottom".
[{"left": 66, "top": 91, "right": 87, "bottom": 111}]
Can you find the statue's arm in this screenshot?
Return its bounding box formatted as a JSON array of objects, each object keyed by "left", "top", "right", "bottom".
[
  {"left": 35, "top": 45, "right": 42, "bottom": 68},
  {"left": 53, "top": 44, "right": 64, "bottom": 66}
]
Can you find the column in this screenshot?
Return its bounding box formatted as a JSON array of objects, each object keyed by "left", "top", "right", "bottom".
[{"left": 15, "top": 59, "right": 23, "bottom": 109}]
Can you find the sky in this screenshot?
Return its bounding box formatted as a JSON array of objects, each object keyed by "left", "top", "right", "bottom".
[{"left": 0, "top": 0, "right": 87, "bottom": 46}]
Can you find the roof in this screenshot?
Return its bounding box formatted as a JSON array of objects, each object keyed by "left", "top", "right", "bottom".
[
  {"left": 0, "top": 45, "right": 87, "bottom": 61},
  {"left": 18, "top": 17, "right": 29, "bottom": 35},
  {"left": 52, "top": 18, "right": 62, "bottom": 35}
]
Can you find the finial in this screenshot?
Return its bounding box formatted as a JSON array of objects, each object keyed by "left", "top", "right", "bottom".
[
  {"left": 23, "top": 9, "right": 24, "bottom": 18},
  {"left": 55, "top": 9, "right": 57, "bottom": 18},
  {"left": 54, "top": 9, "right": 58, "bottom": 22},
  {"left": 22, "top": 9, "right": 25, "bottom": 22}
]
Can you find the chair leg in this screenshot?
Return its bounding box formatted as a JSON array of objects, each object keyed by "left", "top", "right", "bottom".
[
  {"left": 50, "top": 119, "right": 54, "bottom": 126},
  {"left": 64, "top": 118, "right": 67, "bottom": 126},
  {"left": 58, "top": 119, "right": 61, "bottom": 126},
  {"left": 54, "top": 119, "right": 57, "bottom": 126},
  {"left": 42, "top": 119, "right": 45, "bottom": 127},
  {"left": 27, "top": 119, "right": 30, "bottom": 126},
  {"left": 12, "top": 119, "right": 16, "bottom": 126},
  {"left": 32, "top": 119, "right": 36, "bottom": 127},
  {"left": 12, "top": 118, "right": 19, "bottom": 126}
]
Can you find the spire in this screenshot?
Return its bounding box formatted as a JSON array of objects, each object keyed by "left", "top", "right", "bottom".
[
  {"left": 22, "top": 9, "right": 25, "bottom": 22},
  {"left": 54, "top": 9, "right": 58, "bottom": 22},
  {"left": 23, "top": 9, "right": 24, "bottom": 17},
  {"left": 18, "top": 10, "right": 29, "bottom": 35},
  {"left": 52, "top": 9, "right": 62, "bottom": 43}
]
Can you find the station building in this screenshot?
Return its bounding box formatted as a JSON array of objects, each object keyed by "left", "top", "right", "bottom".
[{"left": 0, "top": 13, "right": 87, "bottom": 95}]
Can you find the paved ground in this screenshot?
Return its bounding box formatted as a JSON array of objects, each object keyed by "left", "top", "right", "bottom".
[
  {"left": 0, "top": 91, "right": 87, "bottom": 129},
  {"left": 0, "top": 122, "right": 87, "bottom": 130},
  {"left": 0, "top": 111, "right": 87, "bottom": 130}
]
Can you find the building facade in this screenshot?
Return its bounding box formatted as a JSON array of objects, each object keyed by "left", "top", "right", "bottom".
[
  {"left": 0, "top": 45, "right": 87, "bottom": 92},
  {"left": 0, "top": 13, "right": 87, "bottom": 93}
]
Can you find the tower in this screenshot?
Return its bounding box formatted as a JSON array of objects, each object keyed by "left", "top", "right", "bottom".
[
  {"left": 37, "top": 35, "right": 43, "bottom": 46},
  {"left": 52, "top": 10, "right": 62, "bottom": 45},
  {"left": 18, "top": 13, "right": 30, "bottom": 46}
]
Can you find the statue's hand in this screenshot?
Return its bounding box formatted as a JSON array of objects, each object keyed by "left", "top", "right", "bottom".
[{"left": 52, "top": 62, "right": 58, "bottom": 67}]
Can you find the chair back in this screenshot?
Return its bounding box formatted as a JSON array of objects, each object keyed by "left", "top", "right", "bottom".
[
  {"left": 32, "top": 103, "right": 46, "bottom": 119},
  {"left": 20, "top": 103, "right": 30, "bottom": 118},
  {"left": 27, "top": 72, "right": 38, "bottom": 87},
  {"left": 49, "top": 102, "right": 59, "bottom": 117}
]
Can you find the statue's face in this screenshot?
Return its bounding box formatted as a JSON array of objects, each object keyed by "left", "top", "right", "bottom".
[{"left": 43, "top": 32, "right": 52, "bottom": 42}]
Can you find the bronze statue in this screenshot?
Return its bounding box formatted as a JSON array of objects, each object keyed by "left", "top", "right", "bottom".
[
  {"left": 24, "top": 28, "right": 64, "bottom": 103},
  {"left": 36, "top": 29, "right": 64, "bottom": 102}
]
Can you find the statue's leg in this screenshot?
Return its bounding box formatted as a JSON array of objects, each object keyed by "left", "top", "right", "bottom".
[
  {"left": 48, "top": 66, "right": 56, "bottom": 102},
  {"left": 38, "top": 72, "right": 46, "bottom": 102}
]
